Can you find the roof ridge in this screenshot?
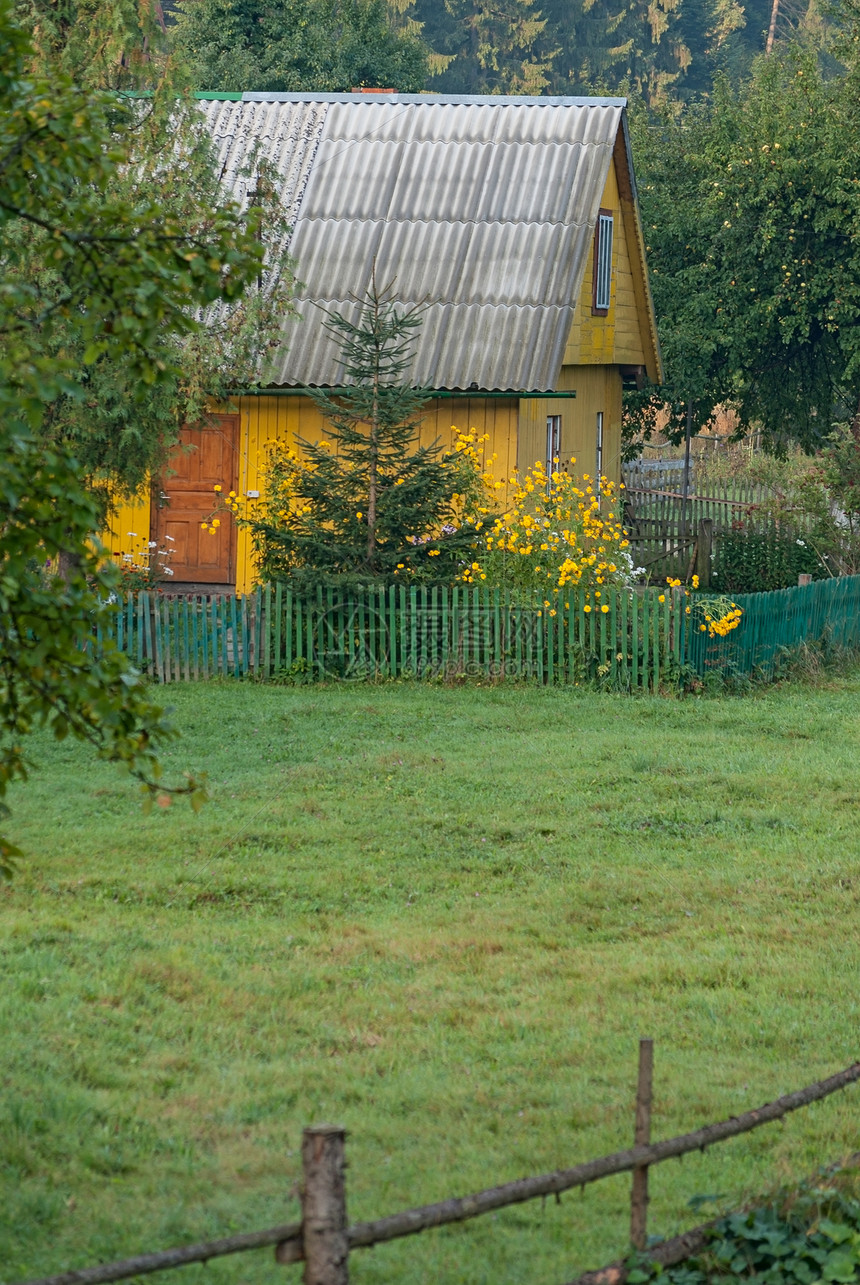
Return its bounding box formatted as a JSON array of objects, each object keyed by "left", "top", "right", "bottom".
[{"left": 204, "top": 92, "right": 627, "bottom": 108}]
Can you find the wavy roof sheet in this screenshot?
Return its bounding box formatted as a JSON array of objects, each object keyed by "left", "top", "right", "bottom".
[{"left": 198, "top": 93, "right": 628, "bottom": 391}]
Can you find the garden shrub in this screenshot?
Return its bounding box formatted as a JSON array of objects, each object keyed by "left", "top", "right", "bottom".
[
  {"left": 712, "top": 524, "right": 821, "bottom": 594},
  {"left": 633, "top": 1168, "right": 860, "bottom": 1285},
  {"left": 465, "top": 459, "right": 635, "bottom": 605}
]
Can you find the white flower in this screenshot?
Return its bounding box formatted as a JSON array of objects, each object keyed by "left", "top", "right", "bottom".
[
  {"left": 164, "top": 535, "right": 175, "bottom": 542},
  {"left": 127, "top": 532, "right": 137, "bottom": 538},
  {"left": 148, "top": 541, "right": 157, "bottom": 548},
  {"left": 796, "top": 538, "right": 805, "bottom": 546},
  {"left": 164, "top": 567, "right": 174, "bottom": 575}
]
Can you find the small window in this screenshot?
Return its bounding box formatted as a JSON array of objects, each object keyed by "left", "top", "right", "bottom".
[
  {"left": 592, "top": 210, "right": 614, "bottom": 315},
  {"left": 546, "top": 414, "right": 562, "bottom": 480},
  {"left": 596, "top": 411, "right": 604, "bottom": 486}
]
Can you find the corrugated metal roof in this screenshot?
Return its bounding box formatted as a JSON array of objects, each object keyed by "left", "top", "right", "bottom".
[{"left": 199, "top": 94, "right": 627, "bottom": 391}]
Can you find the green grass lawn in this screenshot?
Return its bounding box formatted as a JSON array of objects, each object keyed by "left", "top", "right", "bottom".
[{"left": 2, "top": 678, "right": 860, "bottom": 1285}]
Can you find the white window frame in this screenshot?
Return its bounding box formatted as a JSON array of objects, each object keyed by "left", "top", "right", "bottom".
[
  {"left": 546, "top": 413, "right": 562, "bottom": 482},
  {"left": 592, "top": 210, "right": 614, "bottom": 314},
  {"left": 596, "top": 411, "right": 604, "bottom": 501}
]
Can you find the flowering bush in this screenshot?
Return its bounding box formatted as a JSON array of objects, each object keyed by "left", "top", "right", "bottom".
[
  {"left": 662, "top": 574, "right": 743, "bottom": 638},
  {"left": 110, "top": 533, "right": 175, "bottom": 591},
  {"left": 463, "top": 457, "right": 634, "bottom": 609}
]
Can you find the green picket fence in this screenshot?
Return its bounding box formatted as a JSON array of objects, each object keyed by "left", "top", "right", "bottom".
[
  {"left": 97, "top": 576, "right": 860, "bottom": 688},
  {"left": 99, "top": 584, "right": 689, "bottom": 689},
  {"left": 689, "top": 574, "right": 860, "bottom": 679}
]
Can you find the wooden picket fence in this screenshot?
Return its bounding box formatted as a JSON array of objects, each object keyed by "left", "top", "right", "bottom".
[
  {"left": 622, "top": 460, "right": 775, "bottom": 581},
  {"left": 18, "top": 1052, "right": 860, "bottom": 1285},
  {"left": 695, "top": 573, "right": 860, "bottom": 679},
  {"left": 96, "top": 575, "right": 860, "bottom": 688},
  {"left": 98, "top": 584, "right": 694, "bottom": 690}
]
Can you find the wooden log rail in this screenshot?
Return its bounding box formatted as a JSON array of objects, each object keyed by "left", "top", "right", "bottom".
[
  {"left": 623, "top": 487, "right": 760, "bottom": 507},
  {"left": 16, "top": 1059, "right": 860, "bottom": 1285}
]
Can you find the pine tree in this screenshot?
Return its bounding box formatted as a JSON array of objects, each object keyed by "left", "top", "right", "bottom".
[
  {"left": 248, "top": 280, "right": 487, "bottom": 586},
  {"left": 415, "top": 0, "right": 554, "bottom": 95}
]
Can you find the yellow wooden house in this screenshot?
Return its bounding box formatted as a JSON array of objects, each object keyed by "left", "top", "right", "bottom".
[{"left": 114, "top": 92, "right": 661, "bottom": 593}]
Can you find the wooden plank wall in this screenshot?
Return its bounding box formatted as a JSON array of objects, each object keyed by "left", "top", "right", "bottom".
[
  {"left": 563, "top": 156, "right": 650, "bottom": 371},
  {"left": 231, "top": 394, "right": 519, "bottom": 593}
]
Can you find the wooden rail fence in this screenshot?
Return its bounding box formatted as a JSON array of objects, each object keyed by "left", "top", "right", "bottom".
[
  {"left": 622, "top": 460, "right": 777, "bottom": 581},
  {"left": 96, "top": 575, "right": 860, "bottom": 688},
  {"left": 17, "top": 1051, "right": 860, "bottom": 1285}
]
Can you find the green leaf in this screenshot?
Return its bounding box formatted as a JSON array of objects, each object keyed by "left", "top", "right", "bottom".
[
  {"left": 821, "top": 1222, "right": 855, "bottom": 1245},
  {"left": 822, "top": 1251, "right": 859, "bottom": 1283}
]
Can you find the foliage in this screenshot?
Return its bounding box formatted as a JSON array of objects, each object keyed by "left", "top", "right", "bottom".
[
  {"left": 111, "top": 535, "right": 177, "bottom": 591},
  {"left": 695, "top": 444, "right": 815, "bottom": 492},
  {"left": 627, "top": 47, "right": 860, "bottom": 452},
  {"left": 691, "top": 589, "right": 744, "bottom": 636},
  {"left": 171, "top": 0, "right": 429, "bottom": 93},
  {"left": 18, "top": 0, "right": 174, "bottom": 89},
  {"left": 466, "top": 460, "right": 634, "bottom": 605},
  {"left": 14, "top": 0, "right": 298, "bottom": 512},
  {"left": 713, "top": 525, "right": 822, "bottom": 593},
  {"left": 700, "top": 428, "right": 860, "bottom": 585},
  {"left": 230, "top": 283, "right": 490, "bottom": 587},
  {"left": 410, "top": 0, "right": 797, "bottom": 102},
  {"left": 0, "top": 0, "right": 271, "bottom": 864},
  {"left": 413, "top": 0, "right": 553, "bottom": 94},
  {"left": 169, "top": 0, "right": 818, "bottom": 105},
  {"left": 4, "top": 679, "right": 860, "bottom": 1281},
  {"left": 635, "top": 1171, "right": 860, "bottom": 1285}
]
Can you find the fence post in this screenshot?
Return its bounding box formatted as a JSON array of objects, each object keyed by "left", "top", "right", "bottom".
[
  {"left": 302, "top": 1124, "right": 349, "bottom": 1285},
  {"left": 630, "top": 1038, "right": 654, "bottom": 1251},
  {"left": 695, "top": 519, "right": 713, "bottom": 589},
  {"left": 798, "top": 573, "right": 812, "bottom": 587}
]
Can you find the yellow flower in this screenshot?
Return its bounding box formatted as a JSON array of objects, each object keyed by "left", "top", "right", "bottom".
[
  {"left": 584, "top": 604, "right": 592, "bottom": 613},
  {"left": 213, "top": 484, "right": 221, "bottom": 493},
  {"left": 356, "top": 511, "right": 363, "bottom": 519},
  {"left": 692, "top": 574, "right": 700, "bottom": 588},
  {"left": 658, "top": 594, "right": 665, "bottom": 603},
  {"left": 212, "top": 519, "right": 220, "bottom": 528},
  {"left": 601, "top": 604, "right": 609, "bottom": 613}
]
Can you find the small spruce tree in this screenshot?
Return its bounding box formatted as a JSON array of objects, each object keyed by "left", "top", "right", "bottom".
[{"left": 248, "top": 279, "right": 490, "bottom": 586}]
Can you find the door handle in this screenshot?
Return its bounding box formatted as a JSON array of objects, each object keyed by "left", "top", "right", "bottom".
[{"left": 157, "top": 491, "right": 170, "bottom": 509}]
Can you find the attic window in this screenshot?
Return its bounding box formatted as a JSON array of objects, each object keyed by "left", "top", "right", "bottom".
[{"left": 592, "top": 210, "right": 614, "bottom": 315}]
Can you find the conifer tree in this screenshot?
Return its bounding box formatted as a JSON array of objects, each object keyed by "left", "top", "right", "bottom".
[
  {"left": 247, "top": 280, "right": 487, "bottom": 586},
  {"left": 415, "top": 0, "right": 553, "bottom": 94}
]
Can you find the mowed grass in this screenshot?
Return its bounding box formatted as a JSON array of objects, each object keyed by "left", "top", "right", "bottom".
[{"left": 2, "top": 679, "right": 860, "bottom": 1285}]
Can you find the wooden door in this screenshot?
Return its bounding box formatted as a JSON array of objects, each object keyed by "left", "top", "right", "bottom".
[{"left": 152, "top": 414, "right": 239, "bottom": 587}]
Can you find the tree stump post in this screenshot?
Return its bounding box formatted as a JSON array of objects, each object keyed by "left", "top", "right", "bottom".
[
  {"left": 302, "top": 1125, "right": 349, "bottom": 1285},
  {"left": 798, "top": 573, "right": 812, "bottom": 587},
  {"left": 630, "top": 1038, "right": 654, "bottom": 1251}
]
